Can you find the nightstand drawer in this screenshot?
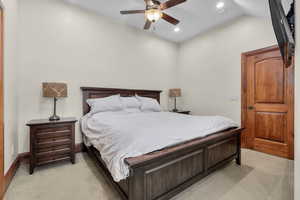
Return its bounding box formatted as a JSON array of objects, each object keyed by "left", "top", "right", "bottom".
[
  {"left": 36, "top": 140, "right": 71, "bottom": 153},
  {"left": 36, "top": 138, "right": 71, "bottom": 148},
  {"left": 36, "top": 148, "right": 71, "bottom": 160},
  {"left": 36, "top": 134, "right": 71, "bottom": 144},
  {"left": 37, "top": 153, "right": 71, "bottom": 166},
  {"left": 36, "top": 124, "right": 71, "bottom": 132},
  {"left": 35, "top": 125, "right": 71, "bottom": 137},
  {"left": 36, "top": 125, "right": 71, "bottom": 137}
]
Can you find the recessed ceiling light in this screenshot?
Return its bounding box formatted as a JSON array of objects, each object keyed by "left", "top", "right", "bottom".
[
  {"left": 216, "top": 1, "right": 225, "bottom": 10},
  {"left": 174, "top": 27, "right": 180, "bottom": 32}
]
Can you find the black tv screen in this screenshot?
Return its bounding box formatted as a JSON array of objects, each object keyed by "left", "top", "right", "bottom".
[{"left": 269, "top": 0, "right": 295, "bottom": 66}]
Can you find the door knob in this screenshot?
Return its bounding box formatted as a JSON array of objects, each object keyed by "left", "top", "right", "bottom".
[{"left": 248, "top": 106, "right": 254, "bottom": 110}]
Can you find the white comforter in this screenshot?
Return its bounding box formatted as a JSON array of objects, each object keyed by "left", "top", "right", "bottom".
[{"left": 81, "top": 111, "right": 237, "bottom": 182}]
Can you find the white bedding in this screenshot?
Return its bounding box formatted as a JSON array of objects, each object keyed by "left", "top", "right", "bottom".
[{"left": 81, "top": 111, "right": 238, "bottom": 182}]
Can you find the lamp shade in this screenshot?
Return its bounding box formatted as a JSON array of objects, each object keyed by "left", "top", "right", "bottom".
[
  {"left": 43, "top": 82, "right": 68, "bottom": 98},
  {"left": 169, "top": 88, "right": 182, "bottom": 98}
]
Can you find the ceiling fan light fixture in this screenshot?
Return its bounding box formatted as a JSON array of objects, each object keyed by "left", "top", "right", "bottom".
[
  {"left": 216, "top": 1, "right": 225, "bottom": 10},
  {"left": 145, "top": 8, "right": 162, "bottom": 22},
  {"left": 174, "top": 27, "right": 180, "bottom": 32},
  {"left": 120, "top": 0, "right": 186, "bottom": 30}
]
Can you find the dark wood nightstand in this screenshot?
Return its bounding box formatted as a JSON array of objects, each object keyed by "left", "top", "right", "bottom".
[
  {"left": 173, "top": 111, "right": 191, "bottom": 115},
  {"left": 26, "top": 117, "right": 77, "bottom": 174}
]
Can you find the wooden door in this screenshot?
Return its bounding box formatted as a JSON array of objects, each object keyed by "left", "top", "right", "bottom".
[
  {"left": 241, "top": 46, "right": 294, "bottom": 159},
  {"left": 0, "top": 7, "right": 4, "bottom": 199}
]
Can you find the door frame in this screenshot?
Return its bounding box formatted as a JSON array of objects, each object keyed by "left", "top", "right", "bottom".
[
  {"left": 241, "top": 45, "right": 294, "bottom": 159},
  {"left": 0, "top": 3, "right": 4, "bottom": 198}
]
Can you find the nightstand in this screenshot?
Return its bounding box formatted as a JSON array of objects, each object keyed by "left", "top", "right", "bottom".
[
  {"left": 26, "top": 117, "right": 77, "bottom": 174},
  {"left": 173, "top": 111, "right": 191, "bottom": 115}
]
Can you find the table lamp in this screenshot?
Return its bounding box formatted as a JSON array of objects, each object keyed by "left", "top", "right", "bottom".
[
  {"left": 42, "top": 82, "right": 67, "bottom": 121},
  {"left": 169, "top": 88, "right": 181, "bottom": 112}
]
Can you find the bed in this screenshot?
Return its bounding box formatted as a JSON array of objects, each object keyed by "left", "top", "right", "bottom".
[{"left": 81, "top": 87, "right": 243, "bottom": 200}]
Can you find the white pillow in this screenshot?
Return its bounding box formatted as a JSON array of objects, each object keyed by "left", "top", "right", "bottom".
[
  {"left": 136, "top": 95, "right": 162, "bottom": 112},
  {"left": 121, "top": 96, "right": 141, "bottom": 109},
  {"left": 87, "top": 94, "right": 123, "bottom": 114},
  {"left": 124, "top": 108, "right": 142, "bottom": 113}
]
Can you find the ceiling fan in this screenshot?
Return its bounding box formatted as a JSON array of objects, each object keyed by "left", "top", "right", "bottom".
[{"left": 120, "top": 0, "right": 187, "bottom": 30}]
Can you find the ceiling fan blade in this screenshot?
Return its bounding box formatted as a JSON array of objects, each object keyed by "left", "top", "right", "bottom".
[
  {"left": 144, "top": 20, "right": 152, "bottom": 30},
  {"left": 120, "top": 10, "right": 145, "bottom": 15},
  {"left": 160, "top": 0, "right": 186, "bottom": 10},
  {"left": 162, "top": 13, "right": 179, "bottom": 25}
]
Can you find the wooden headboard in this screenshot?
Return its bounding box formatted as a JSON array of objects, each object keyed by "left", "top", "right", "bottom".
[{"left": 81, "top": 87, "right": 162, "bottom": 115}]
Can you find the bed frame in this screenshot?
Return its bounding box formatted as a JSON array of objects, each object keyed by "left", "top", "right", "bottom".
[{"left": 81, "top": 87, "right": 242, "bottom": 200}]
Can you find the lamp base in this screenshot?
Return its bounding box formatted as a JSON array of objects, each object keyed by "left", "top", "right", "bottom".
[
  {"left": 49, "top": 115, "right": 60, "bottom": 121},
  {"left": 172, "top": 108, "right": 179, "bottom": 112}
]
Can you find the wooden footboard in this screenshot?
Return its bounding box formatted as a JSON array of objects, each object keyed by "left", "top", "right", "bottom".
[{"left": 85, "top": 128, "right": 242, "bottom": 200}]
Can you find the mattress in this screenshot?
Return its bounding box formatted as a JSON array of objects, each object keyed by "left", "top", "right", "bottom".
[{"left": 81, "top": 111, "right": 237, "bottom": 182}]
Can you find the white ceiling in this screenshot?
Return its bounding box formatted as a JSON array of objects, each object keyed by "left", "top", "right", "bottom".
[{"left": 65, "top": 0, "right": 293, "bottom": 43}]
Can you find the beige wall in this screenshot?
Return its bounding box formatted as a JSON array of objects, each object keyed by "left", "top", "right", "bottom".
[
  {"left": 2, "top": 0, "right": 19, "bottom": 173},
  {"left": 294, "top": 0, "right": 299, "bottom": 198},
  {"left": 17, "top": 0, "right": 178, "bottom": 153},
  {"left": 177, "top": 16, "right": 276, "bottom": 123}
]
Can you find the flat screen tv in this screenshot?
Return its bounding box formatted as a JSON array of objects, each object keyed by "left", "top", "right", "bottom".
[{"left": 269, "top": 0, "right": 295, "bottom": 67}]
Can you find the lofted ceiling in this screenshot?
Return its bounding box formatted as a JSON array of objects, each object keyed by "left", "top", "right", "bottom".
[{"left": 65, "top": 0, "right": 293, "bottom": 43}]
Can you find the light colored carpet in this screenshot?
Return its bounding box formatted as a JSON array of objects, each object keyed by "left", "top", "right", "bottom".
[{"left": 4, "top": 149, "right": 294, "bottom": 200}]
